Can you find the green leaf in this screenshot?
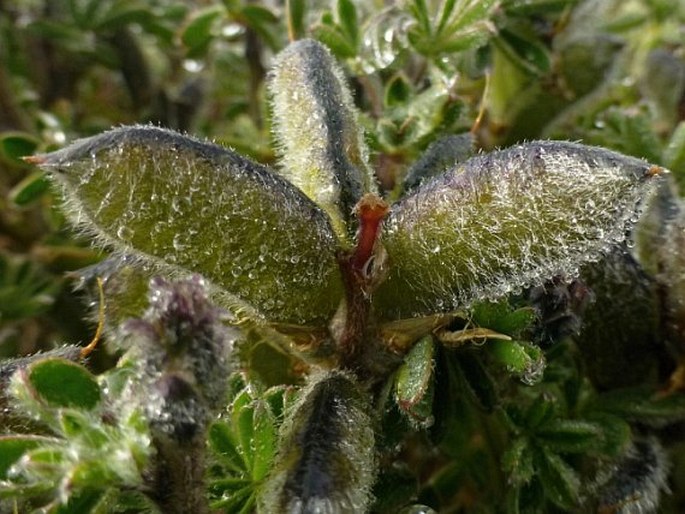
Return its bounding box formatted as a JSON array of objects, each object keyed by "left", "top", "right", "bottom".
[
  {"left": 286, "top": 0, "right": 306, "bottom": 40},
  {"left": 38, "top": 125, "right": 344, "bottom": 325},
  {"left": 584, "top": 413, "right": 632, "bottom": 457},
  {"left": 9, "top": 171, "right": 51, "bottom": 206},
  {"left": 523, "top": 395, "right": 556, "bottom": 429},
  {"left": 495, "top": 27, "right": 551, "bottom": 75},
  {"left": 0, "top": 253, "right": 59, "bottom": 320},
  {"left": 471, "top": 301, "right": 537, "bottom": 338},
  {"left": 376, "top": 141, "right": 666, "bottom": 319},
  {"left": 536, "top": 419, "right": 604, "bottom": 453},
  {"left": 240, "top": 5, "right": 278, "bottom": 25},
  {"left": 234, "top": 393, "right": 256, "bottom": 468},
  {"left": 54, "top": 488, "right": 105, "bottom": 514},
  {"left": 502, "top": 437, "right": 535, "bottom": 485},
  {"left": 269, "top": 39, "right": 377, "bottom": 240},
  {"left": 409, "top": 0, "right": 497, "bottom": 55},
  {"left": 395, "top": 335, "right": 435, "bottom": 427},
  {"left": 487, "top": 340, "right": 545, "bottom": 385},
  {"left": 27, "top": 358, "right": 101, "bottom": 410},
  {"left": 502, "top": 0, "right": 578, "bottom": 15},
  {"left": 534, "top": 445, "right": 580, "bottom": 509},
  {"left": 336, "top": 0, "right": 358, "bottom": 47},
  {"left": 441, "top": 0, "right": 496, "bottom": 35},
  {"left": 208, "top": 421, "right": 248, "bottom": 474},
  {"left": 313, "top": 23, "right": 356, "bottom": 59},
  {"left": 602, "top": 108, "right": 663, "bottom": 164},
  {"left": 385, "top": 74, "right": 412, "bottom": 107},
  {"left": 181, "top": 6, "right": 223, "bottom": 55},
  {"left": 0, "top": 435, "right": 55, "bottom": 479},
  {"left": 408, "top": 0, "right": 431, "bottom": 35},
  {"left": 68, "top": 0, "right": 103, "bottom": 28},
  {"left": 250, "top": 400, "right": 277, "bottom": 482},
  {"left": 592, "top": 387, "right": 685, "bottom": 425},
  {"left": 0, "top": 132, "right": 40, "bottom": 166},
  {"left": 96, "top": 2, "right": 155, "bottom": 32},
  {"left": 240, "top": 5, "right": 280, "bottom": 50}
]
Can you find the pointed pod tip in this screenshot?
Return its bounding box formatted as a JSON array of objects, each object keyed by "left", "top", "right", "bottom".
[
  {"left": 353, "top": 193, "right": 389, "bottom": 219},
  {"left": 647, "top": 165, "right": 666, "bottom": 177},
  {"left": 22, "top": 155, "right": 47, "bottom": 165}
]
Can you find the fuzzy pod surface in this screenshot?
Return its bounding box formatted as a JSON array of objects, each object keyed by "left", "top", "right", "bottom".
[
  {"left": 37, "top": 126, "right": 344, "bottom": 325},
  {"left": 375, "top": 141, "right": 667, "bottom": 319},
  {"left": 269, "top": 39, "right": 377, "bottom": 242}
]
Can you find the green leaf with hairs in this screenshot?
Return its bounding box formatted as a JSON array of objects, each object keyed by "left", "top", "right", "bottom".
[
  {"left": 0, "top": 435, "right": 55, "bottom": 479},
  {"left": 26, "top": 359, "right": 101, "bottom": 410},
  {"left": 395, "top": 335, "right": 435, "bottom": 427}
]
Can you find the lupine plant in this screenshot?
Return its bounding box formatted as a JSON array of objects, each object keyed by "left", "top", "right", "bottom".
[{"left": 2, "top": 1, "right": 685, "bottom": 513}]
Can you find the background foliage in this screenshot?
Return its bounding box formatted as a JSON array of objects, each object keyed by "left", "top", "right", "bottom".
[{"left": 1, "top": 0, "right": 685, "bottom": 512}]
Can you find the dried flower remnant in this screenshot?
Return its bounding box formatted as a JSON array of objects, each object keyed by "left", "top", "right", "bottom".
[{"left": 121, "top": 276, "right": 235, "bottom": 514}]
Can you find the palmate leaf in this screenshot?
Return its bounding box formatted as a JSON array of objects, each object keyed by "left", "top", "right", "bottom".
[
  {"left": 375, "top": 141, "right": 666, "bottom": 319},
  {"left": 34, "top": 126, "right": 343, "bottom": 325}
]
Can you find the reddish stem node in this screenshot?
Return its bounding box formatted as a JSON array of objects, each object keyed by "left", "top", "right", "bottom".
[{"left": 351, "top": 193, "right": 389, "bottom": 272}]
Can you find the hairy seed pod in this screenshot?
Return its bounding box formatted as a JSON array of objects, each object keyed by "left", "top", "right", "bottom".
[
  {"left": 259, "top": 371, "right": 376, "bottom": 514},
  {"left": 36, "top": 125, "right": 343, "bottom": 325},
  {"left": 403, "top": 133, "right": 475, "bottom": 192},
  {"left": 594, "top": 438, "right": 669, "bottom": 514},
  {"left": 269, "top": 39, "right": 377, "bottom": 242},
  {"left": 375, "top": 141, "right": 666, "bottom": 319}
]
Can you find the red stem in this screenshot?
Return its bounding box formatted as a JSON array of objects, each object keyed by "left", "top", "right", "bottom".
[{"left": 351, "top": 193, "right": 389, "bottom": 272}]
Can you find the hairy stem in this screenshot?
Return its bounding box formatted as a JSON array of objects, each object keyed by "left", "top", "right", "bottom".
[{"left": 148, "top": 437, "right": 209, "bottom": 514}]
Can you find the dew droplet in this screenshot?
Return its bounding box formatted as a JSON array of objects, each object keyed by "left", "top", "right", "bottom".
[
  {"left": 172, "top": 234, "right": 186, "bottom": 251},
  {"left": 117, "top": 225, "right": 134, "bottom": 240}
]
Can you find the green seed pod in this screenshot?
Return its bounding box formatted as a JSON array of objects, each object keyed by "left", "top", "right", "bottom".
[
  {"left": 269, "top": 39, "right": 377, "bottom": 242},
  {"left": 259, "top": 371, "right": 375, "bottom": 514},
  {"left": 36, "top": 125, "right": 343, "bottom": 325},
  {"left": 375, "top": 141, "right": 666, "bottom": 319},
  {"left": 578, "top": 250, "right": 662, "bottom": 389}
]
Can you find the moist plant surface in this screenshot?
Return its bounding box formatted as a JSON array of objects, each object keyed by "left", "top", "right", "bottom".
[{"left": 1, "top": 1, "right": 685, "bottom": 513}]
